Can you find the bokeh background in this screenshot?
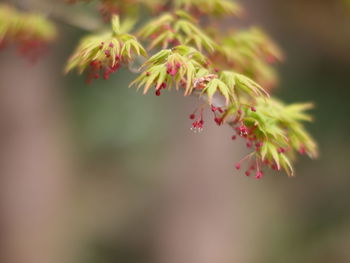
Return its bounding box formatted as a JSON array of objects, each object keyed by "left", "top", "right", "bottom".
[{"left": 0, "top": 0, "right": 350, "bottom": 263}]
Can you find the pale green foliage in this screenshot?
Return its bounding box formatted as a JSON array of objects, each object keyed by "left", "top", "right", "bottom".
[
  {"left": 215, "top": 27, "right": 283, "bottom": 88},
  {"left": 202, "top": 78, "right": 231, "bottom": 105},
  {"left": 0, "top": 0, "right": 318, "bottom": 177},
  {"left": 138, "top": 11, "right": 216, "bottom": 52},
  {"left": 223, "top": 97, "right": 318, "bottom": 176},
  {"left": 219, "top": 71, "right": 269, "bottom": 102},
  {"left": 62, "top": 0, "right": 318, "bottom": 177},
  {"left": 0, "top": 4, "right": 56, "bottom": 43},
  {"left": 220, "top": 27, "right": 283, "bottom": 62},
  {"left": 65, "top": 15, "right": 146, "bottom": 74},
  {"left": 199, "top": 71, "right": 269, "bottom": 105},
  {"left": 130, "top": 45, "right": 208, "bottom": 95},
  {"left": 130, "top": 45, "right": 269, "bottom": 106}
]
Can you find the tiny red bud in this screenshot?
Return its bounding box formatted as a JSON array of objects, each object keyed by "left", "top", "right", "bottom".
[
  {"left": 189, "top": 114, "right": 195, "bottom": 120},
  {"left": 90, "top": 60, "right": 99, "bottom": 67},
  {"left": 299, "top": 146, "right": 306, "bottom": 155},
  {"left": 214, "top": 117, "right": 222, "bottom": 125},
  {"left": 256, "top": 142, "right": 263, "bottom": 148},
  {"left": 278, "top": 147, "right": 285, "bottom": 153},
  {"left": 266, "top": 54, "right": 276, "bottom": 63},
  {"left": 238, "top": 125, "right": 248, "bottom": 136},
  {"left": 103, "top": 73, "right": 110, "bottom": 80},
  {"left": 255, "top": 171, "right": 263, "bottom": 179}
]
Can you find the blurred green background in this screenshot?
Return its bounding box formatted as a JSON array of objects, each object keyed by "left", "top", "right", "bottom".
[{"left": 1, "top": 0, "right": 350, "bottom": 263}]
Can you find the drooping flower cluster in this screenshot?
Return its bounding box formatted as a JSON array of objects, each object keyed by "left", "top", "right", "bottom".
[
  {"left": 221, "top": 98, "right": 318, "bottom": 178},
  {"left": 63, "top": 0, "right": 318, "bottom": 178},
  {"left": 65, "top": 15, "right": 146, "bottom": 83},
  {"left": 0, "top": 4, "right": 57, "bottom": 61}
]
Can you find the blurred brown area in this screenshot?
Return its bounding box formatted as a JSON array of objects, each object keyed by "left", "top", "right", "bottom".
[
  {"left": 0, "top": 0, "right": 350, "bottom": 263},
  {"left": 0, "top": 48, "right": 74, "bottom": 263}
]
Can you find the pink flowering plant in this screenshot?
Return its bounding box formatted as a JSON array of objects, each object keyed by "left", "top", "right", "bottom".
[{"left": 0, "top": 0, "right": 318, "bottom": 179}]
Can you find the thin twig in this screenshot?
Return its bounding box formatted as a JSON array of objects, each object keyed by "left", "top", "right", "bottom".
[{"left": 14, "top": 0, "right": 104, "bottom": 32}]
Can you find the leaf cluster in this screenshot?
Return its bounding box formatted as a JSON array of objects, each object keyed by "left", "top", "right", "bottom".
[
  {"left": 131, "top": 45, "right": 268, "bottom": 106},
  {"left": 213, "top": 27, "right": 283, "bottom": 88},
  {"left": 223, "top": 97, "right": 318, "bottom": 176},
  {"left": 62, "top": 1, "right": 318, "bottom": 178},
  {"left": 0, "top": 4, "right": 57, "bottom": 44},
  {"left": 138, "top": 10, "right": 216, "bottom": 52},
  {"left": 65, "top": 15, "right": 146, "bottom": 74}
]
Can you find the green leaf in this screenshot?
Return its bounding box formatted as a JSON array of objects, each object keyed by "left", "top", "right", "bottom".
[
  {"left": 280, "top": 154, "right": 294, "bottom": 176},
  {"left": 260, "top": 143, "right": 268, "bottom": 161},
  {"left": 111, "top": 15, "right": 121, "bottom": 35},
  {"left": 268, "top": 142, "right": 280, "bottom": 170}
]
